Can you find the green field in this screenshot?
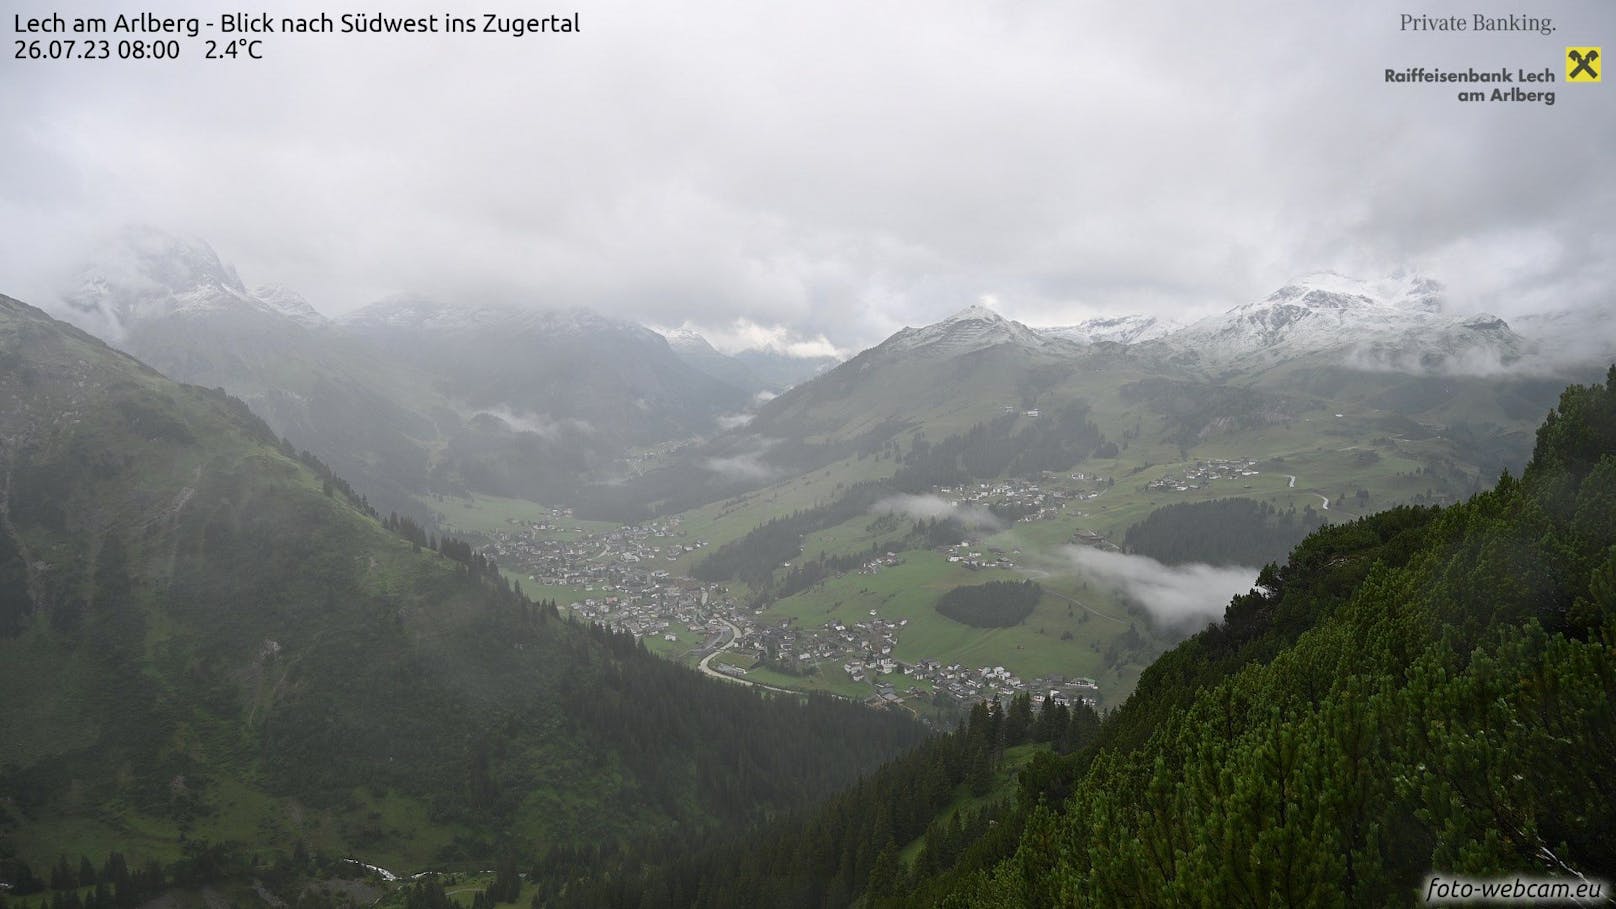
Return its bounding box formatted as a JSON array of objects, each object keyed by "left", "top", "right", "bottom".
[
  {"left": 665, "top": 455, "right": 899, "bottom": 573},
  {"left": 423, "top": 492, "right": 617, "bottom": 539},
  {"left": 422, "top": 369, "right": 1509, "bottom": 717},
  {"left": 756, "top": 549, "right": 1145, "bottom": 704}
]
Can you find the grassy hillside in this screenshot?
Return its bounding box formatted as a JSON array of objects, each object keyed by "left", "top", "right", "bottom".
[
  {"left": 590, "top": 339, "right": 1585, "bottom": 712},
  {"left": 576, "top": 366, "right": 1616, "bottom": 907},
  {"left": 916, "top": 367, "right": 1616, "bottom": 905},
  {"left": 0, "top": 295, "right": 924, "bottom": 876}
]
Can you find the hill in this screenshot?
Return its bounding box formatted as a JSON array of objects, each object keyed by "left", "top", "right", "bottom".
[
  {"left": 47, "top": 229, "right": 752, "bottom": 515},
  {"left": 0, "top": 294, "right": 924, "bottom": 876},
  {"left": 920, "top": 369, "right": 1616, "bottom": 905},
  {"left": 542, "top": 289, "right": 1599, "bottom": 715},
  {"left": 569, "top": 365, "right": 1616, "bottom": 906}
]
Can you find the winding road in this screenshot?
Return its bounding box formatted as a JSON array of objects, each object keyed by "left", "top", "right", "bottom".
[
  {"left": 696, "top": 617, "right": 740, "bottom": 677},
  {"left": 697, "top": 617, "right": 797, "bottom": 694},
  {"left": 1284, "top": 473, "right": 1328, "bottom": 509}
]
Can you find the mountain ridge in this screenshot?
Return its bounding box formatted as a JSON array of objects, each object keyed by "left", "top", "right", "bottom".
[{"left": 0, "top": 291, "right": 925, "bottom": 872}]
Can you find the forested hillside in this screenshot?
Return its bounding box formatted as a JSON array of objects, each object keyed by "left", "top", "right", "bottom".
[
  {"left": 934, "top": 367, "right": 1616, "bottom": 905},
  {"left": 547, "top": 693, "right": 1103, "bottom": 907},
  {"left": 0, "top": 295, "right": 924, "bottom": 875},
  {"left": 646, "top": 367, "right": 1616, "bottom": 907}
]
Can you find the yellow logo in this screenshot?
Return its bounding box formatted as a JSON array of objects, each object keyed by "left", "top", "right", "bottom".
[{"left": 1567, "top": 47, "right": 1601, "bottom": 82}]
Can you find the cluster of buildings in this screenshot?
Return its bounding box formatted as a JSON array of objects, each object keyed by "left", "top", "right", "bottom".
[
  {"left": 944, "top": 544, "right": 1017, "bottom": 570},
  {"left": 848, "top": 658, "right": 1101, "bottom": 710},
  {"left": 745, "top": 613, "right": 905, "bottom": 678},
  {"left": 906, "top": 660, "right": 1100, "bottom": 709},
  {"left": 737, "top": 612, "right": 1104, "bottom": 711},
  {"left": 462, "top": 492, "right": 1110, "bottom": 713},
  {"left": 935, "top": 477, "right": 1100, "bottom": 524},
  {"left": 474, "top": 515, "right": 740, "bottom": 647},
  {"left": 479, "top": 515, "right": 706, "bottom": 590},
  {"left": 1145, "top": 457, "right": 1261, "bottom": 493},
  {"left": 857, "top": 552, "right": 905, "bottom": 574}
]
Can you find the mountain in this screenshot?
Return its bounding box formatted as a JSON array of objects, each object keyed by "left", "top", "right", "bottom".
[
  {"left": 40, "top": 230, "right": 757, "bottom": 512},
  {"left": 0, "top": 293, "right": 924, "bottom": 874},
  {"left": 594, "top": 279, "right": 1585, "bottom": 525},
  {"left": 753, "top": 276, "right": 1581, "bottom": 470},
  {"left": 907, "top": 369, "right": 1616, "bottom": 905},
  {"left": 563, "top": 366, "right": 1616, "bottom": 906},
  {"left": 1158, "top": 273, "right": 1530, "bottom": 374},
  {"left": 57, "top": 228, "right": 295, "bottom": 342},
  {"left": 44, "top": 229, "right": 460, "bottom": 518},
  {"left": 577, "top": 303, "right": 1140, "bottom": 518},
  {"left": 251, "top": 283, "right": 328, "bottom": 327},
  {"left": 730, "top": 348, "right": 840, "bottom": 391},
  {"left": 746, "top": 304, "right": 1094, "bottom": 442},
  {"left": 1040, "top": 313, "right": 1182, "bottom": 345},
  {"left": 879, "top": 303, "right": 1071, "bottom": 360},
  {"left": 661, "top": 328, "right": 840, "bottom": 395},
  {"left": 337, "top": 297, "right": 749, "bottom": 447},
  {"left": 662, "top": 328, "right": 767, "bottom": 395}
]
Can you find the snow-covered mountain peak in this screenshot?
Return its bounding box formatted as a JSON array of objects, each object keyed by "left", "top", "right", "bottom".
[
  {"left": 1266, "top": 272, "right": 1445, "bottom": 314},
  {"left": 105, "top": 226, "right": 247, "bottom": 296},
  {"left": 1041, "top": 313, "right": 1183, "bottom": 345},
  {"left": 944, "top": 302, "right": 1007, "bottom": 324},
  {"left": 252, "top": 284, "right": 327, "bottom": 328},
  {"left": 661, "top": 327, "right": 720, "bottom": 355},
  {"left": 1164, "top": 273, "right": 1523, "bottom": 374},
  {"left": 882, "top": 303, "right": 1056, "bottom": 357},
  {"left": 52, "top": 228, "right": 269, "bottom": 341}
]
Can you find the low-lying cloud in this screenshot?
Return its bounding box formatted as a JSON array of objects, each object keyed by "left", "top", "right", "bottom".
[
  {"left": 673, "top": 318, "right": 849, "bottom": 359},
  {"left": 704, "top": 452, "right": 777, "bottom": 481},
  {"left": 1062, "top": 547, "right": 1259, "bottom": 631},
  {"left": 471, "top": 406, "right": 594, "bottom": 440},
  {"left": 702, "top": 436, "right": 782, "bottom": 481},
  {"left": 873, "top": 494, "right": 1003, "bottom": 532}
]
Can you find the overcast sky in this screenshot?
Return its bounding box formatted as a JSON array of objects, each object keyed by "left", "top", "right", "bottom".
[{"left": 3, "top": 0, "right": 1612, "bottom": 354}]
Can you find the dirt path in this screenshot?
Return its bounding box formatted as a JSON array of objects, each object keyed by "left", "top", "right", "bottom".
[{"left": 1039, "top": 586, "right": 1129, "bottom": 626}]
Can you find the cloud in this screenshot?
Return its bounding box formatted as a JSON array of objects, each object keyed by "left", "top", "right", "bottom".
[
  {"left": 470, "top": 406, "right": 593, "bottom": 439},
  {"left": 1060, "top": 547, "right": 1259, "bottom": 632},
  {"left": 668, "top": 318, "right": 848, "bottom": 358},
  {"left": 872, "top": 494, "right": 1004, "bottom": 532},
  {"left": 703, "top": 453, "right": 777, "bottom": 481},
  {"left": 1, "top": 0, "right": 1611, "bottom": 353},
  {"left": 702, "top": 435, "right": 781, "bottom": 481},
  {"left": 716, "top": 412, "right": 754, "bottom": 430}
]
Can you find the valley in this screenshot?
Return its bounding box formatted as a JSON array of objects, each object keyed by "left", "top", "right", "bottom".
[
  {"left": 5, "top": 241, "right": 1612, "bottom": 904},
  {"left": 7, "top": 7, "right": 1616, "bottom": 903},
  {"left": 40, "top": 241, "right": 1563, "bottom": 724},
  {"left": 425, "top": 384, "right": 1496, "bottom": 717},
  {"left": 0, "top": 295, "right": 927, "bottom": 874}
]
